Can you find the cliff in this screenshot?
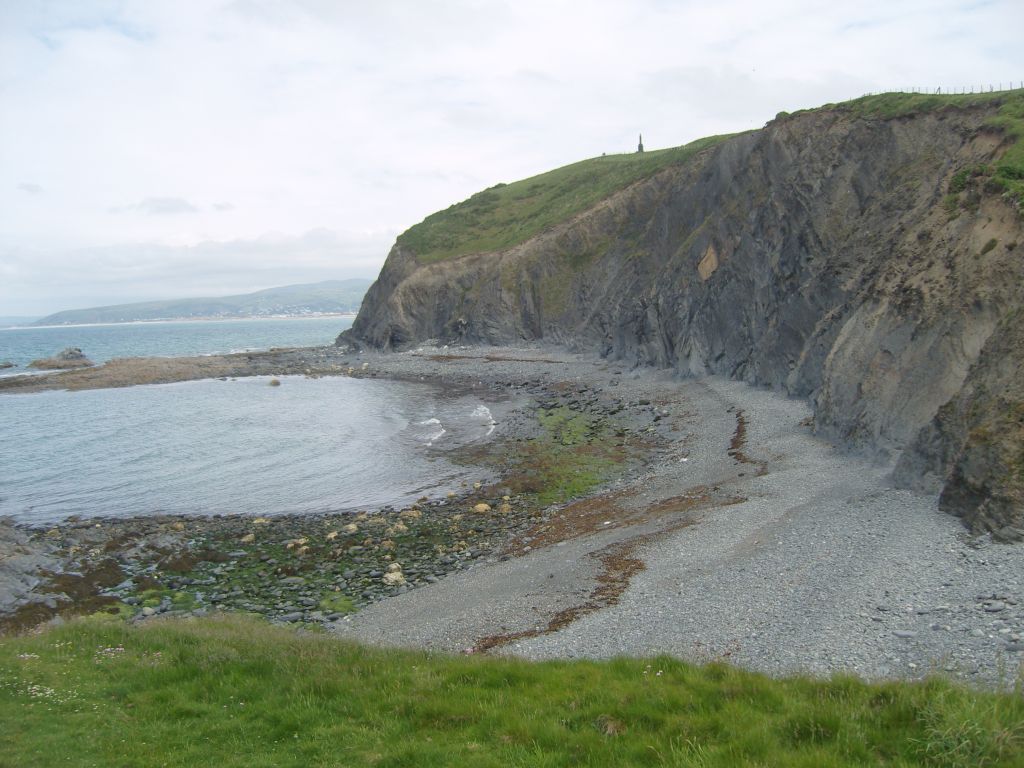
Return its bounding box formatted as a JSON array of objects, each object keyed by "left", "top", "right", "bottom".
[{"left": 341, "top": 91, "right": 1024, "bottom": 539}]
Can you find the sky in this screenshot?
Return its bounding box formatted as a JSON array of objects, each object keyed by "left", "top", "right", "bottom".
[{"left": 1, "top": 0, "right": 1022, "bottom": 316}]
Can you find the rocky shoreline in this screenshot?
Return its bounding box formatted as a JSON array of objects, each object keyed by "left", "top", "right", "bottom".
[
  {"left": 0, "top": 344, "right": 663, "bottom": 635},
  {"left": 0, "top": 495, "right": 537, "bottom": 634},
  {"left": 2, "top": 344, "right": 1023, "bottom": 689}
]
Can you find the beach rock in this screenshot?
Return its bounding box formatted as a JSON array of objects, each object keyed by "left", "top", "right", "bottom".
[
  {"left": 28, "top": 347, "right": 94, "bottom": 370},
  {"left": 382, "top": 563, "right": 406, "bottom": 586},
  {"left": 0, "top": 361, "right": 13, "bottom": 369},
  {"left": 0, "top": 521, "right": 62, "bottom": 615}
]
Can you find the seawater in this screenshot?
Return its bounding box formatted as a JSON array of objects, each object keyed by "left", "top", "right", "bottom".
[
  {"left": 0, "top": 375, "right": 506, "bottom": 525},
  {"left": 0, "top": 315, "right": 354, "bottom": 372}
]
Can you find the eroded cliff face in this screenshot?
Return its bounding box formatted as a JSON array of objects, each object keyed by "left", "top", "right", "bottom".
[{"left": 342, "top": 103, "right": 1024, "bottom": 538}]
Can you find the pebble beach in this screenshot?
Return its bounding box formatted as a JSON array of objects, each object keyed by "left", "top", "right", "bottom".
[{"left": 2, "top": 343, "right": 1022, "bottom": 689}]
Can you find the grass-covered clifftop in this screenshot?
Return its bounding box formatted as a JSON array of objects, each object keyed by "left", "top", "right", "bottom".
[
  {"left": 398, "top": 91, "right": 1024, "bottom": 268},
  {"left": 3, "top": 615, "right": 1023, "bottom": 767},
  {"left": 350, "top": 89, "right": 1024, "bottom": 538},
  {"left": 397, "top": 135, "right": 734, "bottom": 264}
]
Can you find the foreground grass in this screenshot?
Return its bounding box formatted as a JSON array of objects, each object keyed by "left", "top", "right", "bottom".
[{"left": 2, "top": 615, "right": 1023, "bottom": 767}]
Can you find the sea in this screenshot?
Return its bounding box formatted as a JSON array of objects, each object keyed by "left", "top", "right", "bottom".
[
  {"left": 0, "top": 315, "right": 357, "bottom": 372},
  {"left": 0, "top": 316, "right": 504, "bottom": 525}
]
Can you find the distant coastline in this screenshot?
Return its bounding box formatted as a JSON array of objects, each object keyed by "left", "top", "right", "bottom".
[
  {"left": 18, "top": 311, "right": 357, "bottom": 331},
  {"left": 0, "top": 314, "right": 354, "bottom": 372},
  {"left": 29, "top": 278, "right": 371, "bottom": 327}
]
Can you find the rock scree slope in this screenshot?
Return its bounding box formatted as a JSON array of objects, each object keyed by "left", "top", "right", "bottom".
[{"left": 341, "top": 91, "right": 1024, "bottom": 539}]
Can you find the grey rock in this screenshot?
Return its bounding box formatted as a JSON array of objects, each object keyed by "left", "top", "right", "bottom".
[
  {"left": 27, "top": 347, "right": 95, "bottom": 370},
  {"left": 341, "top": 101, "right": 1024, "bottom": 538}
]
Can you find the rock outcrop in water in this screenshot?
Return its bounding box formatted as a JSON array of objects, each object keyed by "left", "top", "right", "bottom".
[
  {"left": 28, "top": 347, "right": 94, "bottom": 370},
  {"left": 341, "top": 92, "right": 1024, "bottom": 539}
]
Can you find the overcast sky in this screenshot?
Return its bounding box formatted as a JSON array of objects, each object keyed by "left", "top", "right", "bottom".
[{"left": 1, "top": 0, "right": 1021, "bottom": 315}]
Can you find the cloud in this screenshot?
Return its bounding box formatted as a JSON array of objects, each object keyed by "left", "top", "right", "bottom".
[
  {"left": 17, "top": 182, "right": 43, "bottom": 195},
  {"left": 108, "top": 197, "right": 201, "bottom": 215},
  {"left": 136, "top": 197, "right": 200, "bottom": 215},
  {"left": 0, "top": 0, "right": 1021, "bottom": 312}
]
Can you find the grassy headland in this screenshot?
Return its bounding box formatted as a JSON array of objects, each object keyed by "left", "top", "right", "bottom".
[
  {"left": 401, "top": 89, "right": 1024, "bottom": 269},
  {"left": 2, "top": 614, "right": 1023, "bottom": 767},
  {"left": 397, "top": 135, "right": 733, "bottom": 264}
]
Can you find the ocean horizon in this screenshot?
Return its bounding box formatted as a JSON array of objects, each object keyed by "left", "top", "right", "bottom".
[{"left": 0, "top": 314, "right": 355, "bottom": 373}]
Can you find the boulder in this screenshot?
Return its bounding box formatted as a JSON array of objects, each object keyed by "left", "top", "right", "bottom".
[
  {"left": 28, "top": 347, "right": 94, "bottom": 370},
  {"left": 382, "top": 562, "right": 406, "bottom": 586}
]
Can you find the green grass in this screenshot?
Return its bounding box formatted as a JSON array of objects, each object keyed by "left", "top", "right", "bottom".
[
  {"left": 822, "top": 90, "right": 1015, "bottom": 120},
  {"left": 397, "top": 135, "right": 733, "bottom": 263},
  {"left": 402, "top": 90, "right": 1024, "bottom": 267},
  {"left": 2, "top": 615, "right": 1023, "bottom": 767}
]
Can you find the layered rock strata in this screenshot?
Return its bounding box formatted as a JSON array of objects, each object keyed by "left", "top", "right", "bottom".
[{"left": 342, "top": 99, "right": 1024, "bottom": 538}]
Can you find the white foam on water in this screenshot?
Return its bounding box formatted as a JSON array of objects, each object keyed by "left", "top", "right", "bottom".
[
  {"left": 414, "top": 417, "right": 446, "bottom": 443},
  {"left": 471, "top": 404, "right": 497, "bottom": 435},
  {"left": 471, "top": 405, "right": 495, "bottom": 422}
]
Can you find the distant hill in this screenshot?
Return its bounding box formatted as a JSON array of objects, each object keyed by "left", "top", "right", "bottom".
[{"left": 33, "top": 279, "right": 373, "bottom": 326}]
